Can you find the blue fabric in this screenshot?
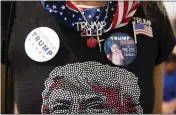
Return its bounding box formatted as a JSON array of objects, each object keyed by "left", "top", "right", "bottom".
[
  {"left": 163, "top": 72, "right": 176, "bottom": 102},
  {"left": 135, "top": 24, "right": 144, "bottom": 30},
  {"left": 41, "top": 1, "right": 117, "bottom": 32}
]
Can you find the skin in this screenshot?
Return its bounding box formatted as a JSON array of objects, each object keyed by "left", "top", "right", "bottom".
[
  {"left": 162, "top": 100, "right": 176, "bottom": 114},
  {"left": 111, "top": 44, "right": 124, "bottom": 65},
  {"left": 1, "top": 1, "right": 168, "bottom": 114},
  {"left": 152, "top": 63, "right": 165, "bottom": 113},
  {"left": 1, "top": 64, "right": 14, "bottom": 114},
  {"left": 107, "top": 45, "right": 123, "bottom": 59},
  {"left": 111, "top": 44, "right": 120, "bottom": 53}
]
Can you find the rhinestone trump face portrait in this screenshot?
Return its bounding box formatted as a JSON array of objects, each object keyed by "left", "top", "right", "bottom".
[{"left": 41, "top": 62, "right": 143, "bottom": 114}]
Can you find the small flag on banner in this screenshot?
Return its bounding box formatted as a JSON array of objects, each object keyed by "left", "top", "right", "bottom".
[{"left": 134, "top": 23, "right": 153, "bottom": 38}]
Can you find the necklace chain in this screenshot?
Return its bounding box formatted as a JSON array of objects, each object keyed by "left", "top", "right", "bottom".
[
  {"left": 74, "top": 2, "right": 110, "bottom": 52},
  {"left": 76, "top": 2, "right": 110, "bottom": 28}
]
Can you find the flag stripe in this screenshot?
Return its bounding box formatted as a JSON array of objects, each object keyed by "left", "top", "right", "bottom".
[
  {"left": 121, "top": 17, "right": 131, "bottom": 23},
  {"left": 128, "top": 2, "right": 139, "bottom": 14},
  {"left": 127, "top": 1, "right": 133, "bottom": 14},
  {"left": 117, "top": 22, "right": 129, "bottom": 28},
  {"left": 139, "top": 27, "right": 152, "bottom": 32},
  {"left": 136, "top": 31, "right": 153, "bottom": 36},
  {"left": 111, "top": 1, "right": 119, "bottom": 29},
  {"left": 120, "top": 1, "right": 130, "bottom": 25},
  {"left": 135, "top": 30, "right": 153, "bottom": 36},
  {"left": 126, "top": 10, "right": 137, "bottom": 18},
  {"left": 66, "top": 1, "right": 88, "bottom": 12},
  {"left": 135, "top": 30, "right": 153, "bottom": 35},
  {"left": 144, "top": 26, "right": 152, "bottom": 30},
  {"left": 135, "top": 32, "right": 153, "bottom": 38},
  {"left": 135, "top": 28, "right": 152, "bottom": 33},
  {"left": 123, "top": 1, "right": 129, "bottom": 19},
  {"left": 132, "top": 1, "right": 139, "bottom": 8},
  {"left": 115, "top": 1, "right": 124, "bottom": 28},
  {"left": 117, "top": 1, "right": 139, "bottom": 28},
  {"left": 110, "top": 1, "right": 139, "bottom": 29}
]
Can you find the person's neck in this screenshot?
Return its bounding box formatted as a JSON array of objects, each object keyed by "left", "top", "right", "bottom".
[{"left": 72, "top": 1, "right": 107, "bottom": 7}]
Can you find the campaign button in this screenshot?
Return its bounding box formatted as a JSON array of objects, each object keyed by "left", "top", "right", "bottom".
[
  {"left": 104, "top": 32, "right": 137, "bottom": 66},
  {"left": 25, "top": 27, "right": 60, "bottom": 62}
]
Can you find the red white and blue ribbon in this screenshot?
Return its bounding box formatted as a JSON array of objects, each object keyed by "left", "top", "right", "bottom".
[{"left": 106, "top": 1, "right": 140, "bottom": 32}]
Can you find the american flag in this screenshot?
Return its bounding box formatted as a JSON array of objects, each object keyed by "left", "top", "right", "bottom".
[
  {"left": 134, "top": 24, "right": 153, "bottom": 38},
  {"left": 41, "top": 1, "right": 139, "bottom": 33},
  {"left": 106, "top": 1, "right": 140, "bottom": 32}
]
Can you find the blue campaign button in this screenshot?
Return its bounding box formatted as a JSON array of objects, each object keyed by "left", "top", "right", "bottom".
[{"left": 104, "top": 32, "right": 137, "bottom": 66}]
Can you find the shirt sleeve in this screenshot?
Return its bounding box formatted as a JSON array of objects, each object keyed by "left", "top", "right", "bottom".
[{"left": 154, "top": 2, "right": 176, "bottom": 65}]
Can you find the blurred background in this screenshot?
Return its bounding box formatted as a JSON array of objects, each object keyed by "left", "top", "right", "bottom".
[{"left": 162, "top": 2, "right": 176, "bottom": 114}]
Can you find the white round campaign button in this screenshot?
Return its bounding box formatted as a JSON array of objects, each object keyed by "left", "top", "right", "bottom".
[{"left": 25, "top": 27, "right": 60, "bottom": 62}]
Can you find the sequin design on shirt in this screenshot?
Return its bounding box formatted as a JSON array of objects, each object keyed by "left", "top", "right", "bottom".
[{"left": 41, "top": 61, "right": 143, "bottom": 114}]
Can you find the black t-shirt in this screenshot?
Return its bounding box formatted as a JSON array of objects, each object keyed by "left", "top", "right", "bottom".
[{"left": 3, "top": 1, "right": 176, "bottom": 114}]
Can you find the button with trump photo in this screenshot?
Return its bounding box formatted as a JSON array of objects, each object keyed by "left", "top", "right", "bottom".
[{"left": 104, "top": 32, "right": 137, "bottom": 66}]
